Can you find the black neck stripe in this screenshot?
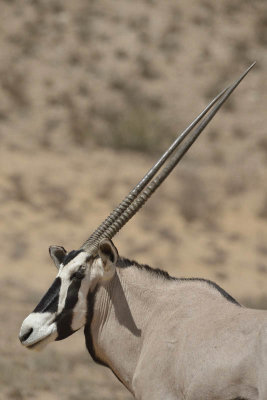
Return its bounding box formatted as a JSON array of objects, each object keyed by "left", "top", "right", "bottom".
[{"left": 84, "top": 286, "right": 129, "bottom": 389}]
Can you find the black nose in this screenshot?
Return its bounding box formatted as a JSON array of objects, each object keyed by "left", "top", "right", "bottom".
[{"left": 19, "top": 327, "right": 33, "bottom": 343}]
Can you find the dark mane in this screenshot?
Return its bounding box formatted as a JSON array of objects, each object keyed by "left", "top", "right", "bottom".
[
  {"left": 117, "top": 257, "right": 177, "bottom": 280},
  {"left": 116, "top": 257, "right": 240, "bottom": 306}
]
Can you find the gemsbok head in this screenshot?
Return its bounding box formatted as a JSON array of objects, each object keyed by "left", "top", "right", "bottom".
[{"left": 20, "top": 64, "right": 267, "bottom": 400}]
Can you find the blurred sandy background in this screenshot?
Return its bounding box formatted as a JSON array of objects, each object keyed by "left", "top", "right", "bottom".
[{"left": 0, "top": 0, "right": 266, "bottom": 399}]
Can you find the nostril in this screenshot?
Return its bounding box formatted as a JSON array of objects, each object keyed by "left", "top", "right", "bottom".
[{"left": 19, "top": 327, "right": 33, "bottom": 343}]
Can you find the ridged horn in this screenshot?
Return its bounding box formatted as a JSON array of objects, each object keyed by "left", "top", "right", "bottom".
[
  {"left": 82, "top": 62, "right": 256, "bottom": 255},
  {"left": 82, "top": 85, "right": 228, "bottom": 250}
]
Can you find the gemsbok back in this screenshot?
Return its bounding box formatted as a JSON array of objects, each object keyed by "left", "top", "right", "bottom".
[{"left": 20, "top": 63, "right": 266, "bottom": 400}]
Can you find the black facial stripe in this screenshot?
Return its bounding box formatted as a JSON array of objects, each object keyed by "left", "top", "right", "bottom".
[
  {"left": 33, "top": 277, "right": 61, "bottom": 313},
  {"left": 55, "top": 276, "right": 83, "bottom": 340},
  {"left": 62, "top": 249, "right": 84, "bottom": 266},
  {"left": 64, "top": 276, "right": 83, "bottom": 309}
]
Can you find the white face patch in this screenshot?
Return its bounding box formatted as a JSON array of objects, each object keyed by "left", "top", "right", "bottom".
[
  {"left": 60, "top": 254, "right": 105, "bottom": 332},
  {"left": 57, "top": 252, "right": 91, "bottom": 315},
  {"left": 71, "top": 275, "right": 89, "bottom": 331}
]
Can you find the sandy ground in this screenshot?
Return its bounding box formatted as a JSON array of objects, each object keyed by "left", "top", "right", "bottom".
[{"left": 0, "top": 0, "right": 267, "bottom": 399}]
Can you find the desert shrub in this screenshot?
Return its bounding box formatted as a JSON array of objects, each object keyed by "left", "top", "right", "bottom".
[
  {"left": 224, "top": 172, "right": 247, "bottom": 197},
  {"left": 95, "top": 105, "right": 174, "bottom": 154},
  {"left": 258, "top": 193, "right": 267, "bottom": 219},
  {"left": 178, "top": 170, "right": 221, "bottom": 226},
  {"left": 242, "top": 295, "right": 267, "bottom": 310},
  {"left": 255, "top": 14, "right": 267, "bottom": 46}
]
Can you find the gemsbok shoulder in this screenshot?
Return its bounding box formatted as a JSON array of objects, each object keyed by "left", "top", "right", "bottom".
[{"left": 20, "top": 63, "right": 266, "bottom": 400}]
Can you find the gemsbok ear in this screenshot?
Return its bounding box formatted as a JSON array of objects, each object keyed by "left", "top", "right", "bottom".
[
  {"left": 49, "top": 245, "right": 67, "bottom": 269},
  {"left": 98, "top": 239, "right": 118, "bottom": 274}
]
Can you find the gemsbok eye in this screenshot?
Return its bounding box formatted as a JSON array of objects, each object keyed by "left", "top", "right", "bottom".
[{"left": 70, "top": 268, "right": 85, "bottom": 281}]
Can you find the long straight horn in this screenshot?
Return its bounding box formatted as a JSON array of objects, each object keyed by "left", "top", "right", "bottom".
[
  {"left": 82, "top": 63, "right": 255, "bottom": 254},
  {"left": 82, "top": 85, "right": 228, "bottom": 250}
]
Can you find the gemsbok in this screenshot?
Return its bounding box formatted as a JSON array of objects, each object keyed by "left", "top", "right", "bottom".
[{"left": 20, "top": 63, "right": 266, "bottom": 400}]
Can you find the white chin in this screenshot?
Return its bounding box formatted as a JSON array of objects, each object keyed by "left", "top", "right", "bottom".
[
  {"left": 20, "top": 312, "right": 57, "bottom": 350},
  {"left": 26, "top": 330, "right": 57, "bottom": 351}
]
